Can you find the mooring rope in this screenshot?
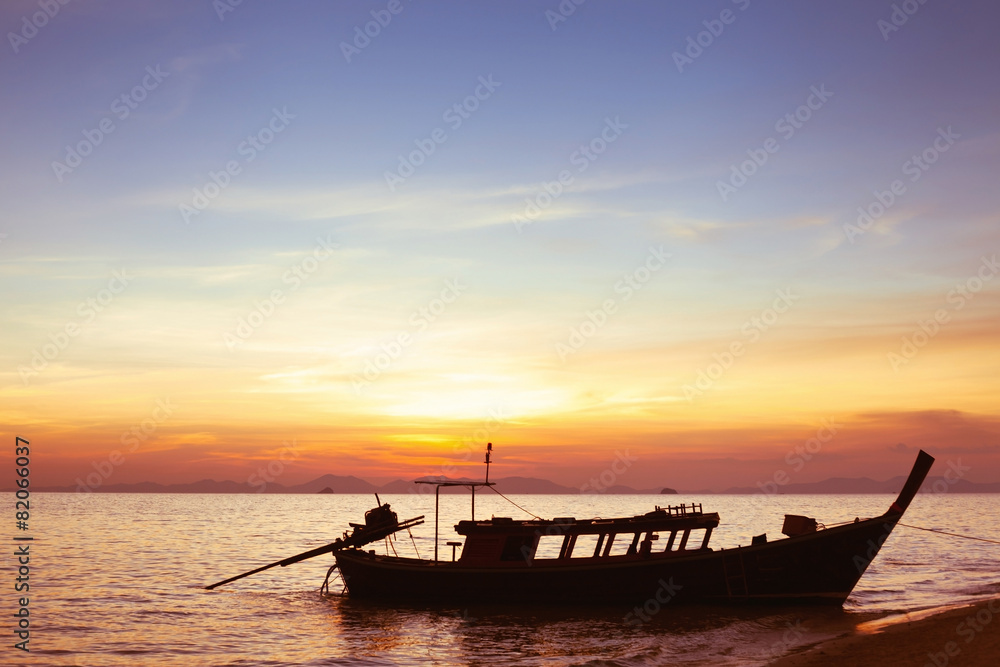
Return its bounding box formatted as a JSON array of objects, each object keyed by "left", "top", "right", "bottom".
[
  {"left": 320, "top": 564, "right": 340, "bottom": 595},
  {"left": 407, "top": 527, "right": 421, "bottom": 559},
  {"left": 898, "top": 522, "right": 1000, "bottom": 545},
  {"left": 489, "top": 485, "right": 544, "bottom": 520}
]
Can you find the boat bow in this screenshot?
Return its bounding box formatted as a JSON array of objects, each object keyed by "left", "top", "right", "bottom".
[{"left": 886, "top": 449, "right": 936, "bottom": 516}]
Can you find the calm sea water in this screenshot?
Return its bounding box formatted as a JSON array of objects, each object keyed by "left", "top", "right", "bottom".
[{"left": 10, "top": 492, "right": 999, "bottom": 666}]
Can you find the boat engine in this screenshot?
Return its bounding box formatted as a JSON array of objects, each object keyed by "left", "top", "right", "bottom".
[
  {"left": 781, "top": 514, "right": 818, "bottom": 537},
  {"left": 364, "top": 503, "right": 398, "bottom": 530}
]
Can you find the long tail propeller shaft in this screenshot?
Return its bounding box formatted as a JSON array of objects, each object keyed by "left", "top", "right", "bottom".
[{"left": 205, "top": 515, "right": 424, "bottom": 590}]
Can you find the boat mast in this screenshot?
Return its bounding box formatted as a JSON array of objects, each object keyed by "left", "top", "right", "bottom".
[
  {"left": 485, "top": 442, "right": 492, "bottom": 483},
  {"left": 473, "top": 442, "right": 493, "bottom": 520},
  {"left": 415, "top": 442, "right": 495, "bottom": 562}
]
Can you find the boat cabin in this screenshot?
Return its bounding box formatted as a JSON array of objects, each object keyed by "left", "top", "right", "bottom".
[{"left": 451, "top": 504, "right": 720, "bottom": 565}]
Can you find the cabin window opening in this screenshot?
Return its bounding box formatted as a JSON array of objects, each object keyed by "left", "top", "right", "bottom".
[
  {"left": 500, "top": 535, "right": 535, "bottom": 561},
  {"left": 571, "top": 534, "right": 601, "bottom": 558},
  {"left": 601, "top": 533, "right": 616, "bottom": 557},
  {"left": 607, "top": 534, "right": 632, "bottom": 557},
  {"left": 678, "top": 529, "right": 692, "bottom": 551},
  {"left": 684, "top": 528, "right": 708, "bottom": 550},
  {"left": 533, "top": 534, "right": 565, "bottom": 560},
  {"left": 558, "top": 535, "right": 574, "bottom": 558},
  {"left": 700, "top": 527, "right": 714, "bottom": 549},
  {"left": 626, "top": 532, "right": 642, "bottom": 555},
  {"left": 665, "top": 530, "right": 678, "bottom": 552},
  {"left": 639, "top": 532, "right": 659, "bottom": 557}
]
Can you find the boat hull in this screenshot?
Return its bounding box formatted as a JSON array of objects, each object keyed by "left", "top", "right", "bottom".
[{"left": 335, "top": 513, "right": 900, "bottom": 605}]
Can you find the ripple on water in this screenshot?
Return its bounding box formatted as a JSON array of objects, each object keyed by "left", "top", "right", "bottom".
[{"left": 28, "top": 492, "right": 1000, "bottom": 666}]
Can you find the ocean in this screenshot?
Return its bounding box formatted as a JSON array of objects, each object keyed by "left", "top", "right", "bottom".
[{"left": 11, "top": 491, "right": 999, "bottom": 666}]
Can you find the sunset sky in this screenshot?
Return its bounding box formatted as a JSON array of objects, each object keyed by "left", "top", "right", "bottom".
[{"left": 2, "top": 0, "right": 998, "bottom": 492}]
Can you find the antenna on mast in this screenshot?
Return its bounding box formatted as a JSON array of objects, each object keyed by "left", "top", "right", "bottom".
[{"left": 485, "top": 442, "right": 492, "bottom": 484}]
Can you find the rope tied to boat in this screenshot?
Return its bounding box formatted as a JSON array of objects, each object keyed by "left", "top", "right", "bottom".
[
  {"left": 407, "top": 527, "right": 421, "bottom": 559},
  {"left": 489, "top": 485, "right": 544, "bottom": 520},
  {"left": 898, "top": 522, "right": 1000, "bottom": 545},
  {"left": 320, "top": 564, "right": 342, "bottom": 595}
]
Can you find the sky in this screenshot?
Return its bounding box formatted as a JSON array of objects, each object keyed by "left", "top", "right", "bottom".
[{"left": 1, "top": 0, "right": 999, "bottom": 492}]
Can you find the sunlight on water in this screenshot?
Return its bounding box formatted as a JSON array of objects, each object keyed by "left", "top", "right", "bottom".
[{"left": 15, "top": 492, "right": 999, "bottom": 666}]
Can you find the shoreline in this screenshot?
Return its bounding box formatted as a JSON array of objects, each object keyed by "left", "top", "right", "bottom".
[{"left": 770, "top": 596, "right": 1000, "bottom": 666}]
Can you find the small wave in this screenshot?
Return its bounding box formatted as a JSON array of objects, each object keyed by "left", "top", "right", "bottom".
[
  {"left": 298, "top": 658, "right": 403, "bottom": 667},
  {"left": 965, "top": 581, "right": 1000, "bottom": 596}
]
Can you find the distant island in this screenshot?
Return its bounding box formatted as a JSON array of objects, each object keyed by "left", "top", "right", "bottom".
[{"left": 28, "top": 473, "right": 1000, "bottom": 494}]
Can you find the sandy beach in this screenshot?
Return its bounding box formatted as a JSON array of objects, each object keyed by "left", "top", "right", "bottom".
[{"left": 770, "top": 597, "right": 1000, "bottom": 667}]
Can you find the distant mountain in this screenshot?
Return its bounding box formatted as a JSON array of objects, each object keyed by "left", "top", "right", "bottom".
[
  {"left": 722, "top": 476, "right": 890, "bottom": 494},
  {"left": 486, "top": 476, "right": 577, "bottom": 494},
  {"left": 378, "top": 479, "right": 416, "bottom": 494},
  {"left": 29, "top": 473, "right": 1000, "bottom": 495},
  {"left": 950, "top": 479, "right": 1000, "bottom": 492},
  {"left": 42, "top": 479, "right": 273, "bottom": 494},
  {"left": 718, "top": 475, "right": 1000, "bottom": 495},
  {"left": 379, "top": 476, "right": 661, "bottom": 495},
  {"left": 33, "top": 474, "right": 658, "bottom": 494},
  {"left": 284, "top": 474, "right": 379, "bottom": 494}
]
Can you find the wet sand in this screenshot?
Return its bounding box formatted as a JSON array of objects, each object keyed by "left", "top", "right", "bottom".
[{"left": 770, "top": 597, "right": 1000, "bottom": 666}]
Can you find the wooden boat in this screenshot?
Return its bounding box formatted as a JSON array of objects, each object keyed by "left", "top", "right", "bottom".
[{"left": 208, "top": 445, "right": 935, "bottom": 608}]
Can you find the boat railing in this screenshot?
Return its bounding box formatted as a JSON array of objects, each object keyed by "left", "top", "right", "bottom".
[{"left": 656, "top": 503, "right": 703, "bottom": 517}]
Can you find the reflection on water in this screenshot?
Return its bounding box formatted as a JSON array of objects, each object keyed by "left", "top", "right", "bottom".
[
  {"left": 18, "top": 492, "right": 999, "bottom": 666},
  {"left": 329, "top": 598, "right": 863, "bottom": 667}
]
